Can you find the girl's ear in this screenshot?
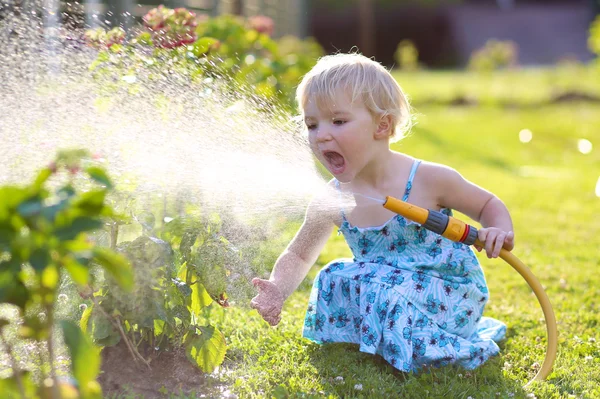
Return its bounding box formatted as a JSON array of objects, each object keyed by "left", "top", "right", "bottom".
[{"left": 374, "top": 114, "right": 393, "bottom": 140}]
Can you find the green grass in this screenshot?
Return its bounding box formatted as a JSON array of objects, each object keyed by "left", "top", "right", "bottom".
[
  {"left": 392, "top": 66, "right": 600, "bottom": 106},
  {"left": 214, "top": 101, "right": 600, "bottom": 398},
  {"left": 4, "top": 69, "right": 599, "bottom": 399}
]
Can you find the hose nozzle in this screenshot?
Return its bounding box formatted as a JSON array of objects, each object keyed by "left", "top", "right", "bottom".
[{"left": 383, "top": 196, "right": 478, "bottom": 245}]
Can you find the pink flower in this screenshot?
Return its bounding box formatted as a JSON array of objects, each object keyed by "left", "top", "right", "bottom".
[
  {"left": 248, "top": 15, "right": 274, "bottom": 36},
  {"left": 143, "top": 6, "right": 198, "bottom": 48}
]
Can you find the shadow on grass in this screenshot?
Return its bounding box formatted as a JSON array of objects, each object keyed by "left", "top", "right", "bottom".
[{"left": 301, "top": 340, "right": 530, "bottom": 398}]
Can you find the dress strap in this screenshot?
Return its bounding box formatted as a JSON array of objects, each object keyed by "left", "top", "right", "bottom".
[
  {"left": 334, "top": 179, "right": 347, "bottom": 220},
  {"left": 402, "top": 159, "right": 421, "bottom": 201}
]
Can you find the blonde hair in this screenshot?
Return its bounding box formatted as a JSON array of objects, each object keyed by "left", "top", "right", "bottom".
[{"left": 296, "top": 53, "right": 412, "bottom": 142}]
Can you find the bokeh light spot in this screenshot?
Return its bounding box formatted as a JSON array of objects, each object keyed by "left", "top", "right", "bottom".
[
  {"left": 577, "top": 139, "right": 592, "bottom": 154},
  {"left": 519, "top": 129, "right": 532, "bottom": 143}
]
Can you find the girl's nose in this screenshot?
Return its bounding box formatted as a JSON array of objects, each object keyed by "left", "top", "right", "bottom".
[{"left": 315, "top": 126, "right": 333, "bottom": 143}]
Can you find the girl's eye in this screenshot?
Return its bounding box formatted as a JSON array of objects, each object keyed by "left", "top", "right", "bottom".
[
  {"left": 333, "top": 119, "right": 346, "bottom": 125},
  {"left": 306, "top": 124, "right": 317, "bottom": 131}
]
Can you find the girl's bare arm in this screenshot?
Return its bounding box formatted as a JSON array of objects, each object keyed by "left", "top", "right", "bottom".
[
  {"left": 426, "top": 163, "right": 514, "bottom": 257},
  {"left": 269, "top": 197, "right": 335, "bottom": 299}
]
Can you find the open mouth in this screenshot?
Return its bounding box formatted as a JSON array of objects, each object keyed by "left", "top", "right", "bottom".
[{"left": 323, "top": 151, "right": 346, "bottom": 175}]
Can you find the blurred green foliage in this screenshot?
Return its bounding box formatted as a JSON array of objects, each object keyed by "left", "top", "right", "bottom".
[
  {"left": 0, "top": 150, "right": 133, "bottom": 399},
  {"left": 86, "top": 8, "right": 323, "bottom": 111},
  {"left": 394, "top": 39, "right": 419, "bottom": 71},
  {"left": 468, "top": 39, "right": 518, "bottom": 72}
]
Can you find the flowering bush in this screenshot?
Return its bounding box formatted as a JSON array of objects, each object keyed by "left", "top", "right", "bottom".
[
  {"left": 84, "top": 27, "right": 125, "bottom": 49},
  {"left": 143, "top": 5, "right": 198, "bottom": 49},
  {"left": 85, "top": 8, "right": 323, "bottom": 110},
  {"left": 248, "top": 15, "right": 275, "bottom": 36}
]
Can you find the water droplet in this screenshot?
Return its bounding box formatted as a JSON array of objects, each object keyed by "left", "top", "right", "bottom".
[
  {"left": 519, "top": 129, "right": 532, "bottom": 143},
  {"left": 266, "top": 76, "right": 277, "bottom": 86},
  {"left": 245, "top": 54, "right": 256, "bottom": 65},
  {"left": 577, "top": 138, "right": 592, "bottom": 154},
  {"left": 122, "top": 75, "right": 137, "bottom": 83}
]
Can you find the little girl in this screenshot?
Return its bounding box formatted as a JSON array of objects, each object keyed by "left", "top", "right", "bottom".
[{"left": 251, "top": 53, "right": 514, "bottom": 372}]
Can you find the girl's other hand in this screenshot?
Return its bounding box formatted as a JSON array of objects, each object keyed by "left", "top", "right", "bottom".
[
  {"left": 475, "top": 228, "right": 515, "bottom": 258},
  {"left": 250, "top": 278, "right": 284, "bottom": 326}
]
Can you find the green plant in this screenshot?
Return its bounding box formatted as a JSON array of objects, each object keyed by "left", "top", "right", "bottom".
[
  {"left": 85, "top": 8, "right": 323, "bottom": 111},
  {"left": 589, "top": 15, "right": 600, "bottom": 74},
  {"left": 0, "top": 149, "right": 133, "bottom": 399},
  {"left": 394, "top": 39, "right": 419, "bottom": 71},
  {"left": 468, "top": 39, "right": 518, "bottom": 72},
  {"left": 82, "top": 211, "right": 237, "bottom": 373}
]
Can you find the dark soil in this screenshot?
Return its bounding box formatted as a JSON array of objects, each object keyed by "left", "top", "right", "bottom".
[{"left": 98, "top": 341, "right": 228, "bottom": 398}]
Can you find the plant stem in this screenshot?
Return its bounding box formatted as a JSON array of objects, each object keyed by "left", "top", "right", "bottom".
[
  {"left": 110, "top": 222, "right": 119, "bottom": 250},
  {"left": 45, "top": 305, "right": 60, "bottom": 399},
  {"left": 0, "top": 331, "right": 27, "bottom": 399},
  {"left": 116, "top": 320, "right": 151, "bottom": 370},
  {"left": 91, "top": 296, "right": 151, "bottom": 369}
]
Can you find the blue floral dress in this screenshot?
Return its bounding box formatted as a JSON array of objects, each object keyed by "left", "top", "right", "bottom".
[{"left": 303, "top": 160, "right": 506, "bottom": 372}]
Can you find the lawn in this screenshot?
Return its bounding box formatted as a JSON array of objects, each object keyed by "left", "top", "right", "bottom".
[
  {"left": 3, "top": 69, "right": 599, "bottom": 399},
  {"left": 213, "top": 79, "right": 600, "bottom": 399}
]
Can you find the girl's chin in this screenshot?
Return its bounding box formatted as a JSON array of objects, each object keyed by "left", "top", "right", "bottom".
[{"left": 331, "top": 168, "right": 354, "bottom": 183}]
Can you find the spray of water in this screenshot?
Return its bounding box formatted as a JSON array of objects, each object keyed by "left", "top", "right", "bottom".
[
  {"left": 0, "top": 7, "right": 348, "bottom": 218},
  {"left": 0, "top": 5, "right": 367, "bottom": 305},
  {"left": 0, "top": 7, "right": 388, "bottom": 389}
]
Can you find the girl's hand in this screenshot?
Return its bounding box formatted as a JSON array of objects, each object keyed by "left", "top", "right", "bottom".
[
  {"left": 475, "top": 228, "right": 515, "bottom": 258},
  {"left": 250, "top": 278, "right": 284, "bottom": 326}
]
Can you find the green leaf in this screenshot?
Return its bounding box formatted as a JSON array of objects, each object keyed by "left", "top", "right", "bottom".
[
  {"left": 154, "top": 319, "right": 165, "bottom": 336},
  {"left": 17, "top": 197, "right": 43, "bottom": 218},
  {"left": 0, "top": 269, "right": 28, "bottom": 308},
  {"left": 55, "top": 217, "right": 103, "bottom": 241},
  {"left": 93, "top": 247, "right": 133, "bottom": 290},
  {"left": 29, "top": 248, "right": 50, "bottom": 272},
  {"left": 63, "top": 256, "right": 89, "bottom": 285},
  {"left": 90, "top": 311, "right": 113, "bottom": 341},
  {"left": 33, "top": 167, "right": 53, "bottom": 189},
  {"left": 190, "top": 282, "right": 213, "bottom": 315},
  {"left": 0, "top": 370, "right": 37, "bottom": 398},
  {"left": 0, "top": 225, "right": 14, "bottom": 251},
  {"left": 184, "top": 325, "right": 227, "bottom": 372},
  {"left": 192, "top": 37, "right": 219, "bottom": 57},
  {"left": 73, "top": 190, "right": 107, "bottom": 214},
  {"left": 41, "top": 264, "right": 59, "bottom": 289},
  {"left": 0, "top": 187, "right": 28, "bottom": 215},
  {"left": 40, "top": 198, "right": 70, "bottom": 222},
  {"left": 86, "top": 166, "right": 113, "bottom": 189},
  {"left": 95, "top": 332, "right": 121, "bottom": 347},
  {"left": 60, "top": 320, "right": 101, "bottom": 389},
  {"left": 80, "top": 304, "right": 93, "bottom": 333},
  {"left": 58, "top": 185, "right": 76, "bottom": 198},
  {"left": 174, "top": 278, "right": 192, "bottom": 297}
]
